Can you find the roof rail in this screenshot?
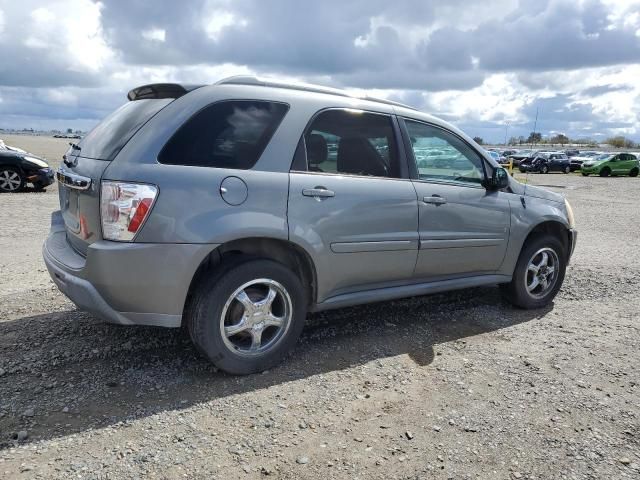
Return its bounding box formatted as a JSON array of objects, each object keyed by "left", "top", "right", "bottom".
[
  {"left": 127, "top": 83, "right": 205, "bottom": 101},
  {"left": 215, "top": 76, "right": 417, "bottom": 111}
]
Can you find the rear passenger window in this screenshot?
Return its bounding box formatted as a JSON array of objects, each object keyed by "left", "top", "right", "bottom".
[
  {"left": 299, "top": 109, "right": 400, "bottom": 178},
  {"left": 159, "top": 101, "right": 288, "bottom": 169}
]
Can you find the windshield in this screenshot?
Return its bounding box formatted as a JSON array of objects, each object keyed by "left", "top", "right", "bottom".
[
  {"left": 77, "top": 98, "right": 173, "bottom": 160},
  {"left": 486, "top": 151, "right": 500, "bottom": 160},
  {"left": 593, "top": 153, "right": 613, "bottom": 162}
]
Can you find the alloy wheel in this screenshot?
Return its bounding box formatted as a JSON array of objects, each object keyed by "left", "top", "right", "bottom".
[
  {"left": 0, "top": 169, "right": 21, "bottom": 192},
  {"left": 219, "top": 278, "right": 292, "bottom": 356},
  {"left": 525, "top": 248, "right": 560, "bottom": 299}
]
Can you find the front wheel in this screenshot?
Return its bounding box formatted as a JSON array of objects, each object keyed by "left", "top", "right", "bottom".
[
  {"left": 187, "top": 258, "right": 307, "bottom": 375},
  {"left": 540, "top": 165, "right": 550, "bottom": 174},
  {"left": 501, "top": 234, "right": 566, "bottom": 309},
  {"left": 581, "top": 172, "right": 589, "bottom": 176},
  {"left": 630, "top": 167, "right": 639, "bottom": 177},
  {"left": 0, "top": 167, "right": 24, "bottom": 192},
  {"left": 599, "top": 167, "right": 611, "bottom": 177},
  {"left": 563, "top": 165, "right": 571, "bottom": 174}
]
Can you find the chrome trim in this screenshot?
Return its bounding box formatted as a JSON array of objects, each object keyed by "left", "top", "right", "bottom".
[{"left": 56, "top": 167, "right": 92, "bottom": 190}]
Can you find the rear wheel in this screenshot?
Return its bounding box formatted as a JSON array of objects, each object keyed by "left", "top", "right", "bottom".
[
  {"left": 187, "top": 258, "right": 307, "bottom": 375},
  {"left": 0, "top": 167, "right": 24, "bottom": 192},
  {"left": 630, "top": 167, "right": 639, "bottom": 177},
  {"left": 501, "top": 234, "right": 566, "bottom": 309},
  {"left": 599, "top": 167, "right": 611, "bottom": 177}
]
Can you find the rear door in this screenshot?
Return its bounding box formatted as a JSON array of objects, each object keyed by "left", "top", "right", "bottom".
[
  {"left": 618, "top": 153, "right": 635, "bottom": 174},
  {"left": 287, "top": 109, "right": 419, "bottom": 302},
  {"left": 57, "top": 98, "right": 173, "bottom": 255},
  {"left": 400, "top": 118, "right": 510, "bottom": 279}
]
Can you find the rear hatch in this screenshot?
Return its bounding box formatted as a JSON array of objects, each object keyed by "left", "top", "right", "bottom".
[{"left": 58, "top": 98, "right": 173, "bottom": 255}]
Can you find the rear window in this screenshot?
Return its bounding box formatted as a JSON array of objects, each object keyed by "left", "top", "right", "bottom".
[
  {"left": 158, "top": 100, "right": 289, "bottom": 169},
  {"left": 78, "top": 99, "right": 173, "bottom": 160}
]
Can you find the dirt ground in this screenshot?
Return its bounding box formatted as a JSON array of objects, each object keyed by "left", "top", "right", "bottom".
[{"left": 0, "top": 134, "right": 638, "bottom": 479}]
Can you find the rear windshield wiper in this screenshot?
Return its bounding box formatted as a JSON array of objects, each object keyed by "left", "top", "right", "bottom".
[{"left": 69, "top": 142, "right": 81, "bottom": 151}]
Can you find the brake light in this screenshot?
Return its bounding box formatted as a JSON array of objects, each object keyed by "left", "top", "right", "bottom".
[{"left": 100, "top": 181, "right": 158, "bottom": 241}]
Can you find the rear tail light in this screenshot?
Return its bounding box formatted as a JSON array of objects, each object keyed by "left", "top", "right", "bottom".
[{"left": 100, "top": 181, "right": 158, "bottom": 241}]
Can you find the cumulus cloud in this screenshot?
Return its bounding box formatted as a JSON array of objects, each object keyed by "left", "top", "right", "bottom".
[{"left": 0, "top": 0, "right": 639, "bottom": 141}]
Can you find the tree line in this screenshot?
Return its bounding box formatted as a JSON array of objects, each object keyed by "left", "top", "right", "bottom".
[{"left": 473, "top": 133, "right": 637, "bottom": 148}]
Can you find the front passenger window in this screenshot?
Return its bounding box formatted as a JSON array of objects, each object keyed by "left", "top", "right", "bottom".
[{"left": 404, "top": 120, "right": 485, "bottom": 185}]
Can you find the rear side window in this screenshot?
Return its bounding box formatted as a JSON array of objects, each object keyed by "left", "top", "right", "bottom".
[
  {"left": 78, "top": 99, "right": 173, "bottom": 160},
  {"left": 299, "top": 109, "right": 400, "bottom": 178},
  {"left": 159, "top": 101, "right": 288, "bottom": 169}
]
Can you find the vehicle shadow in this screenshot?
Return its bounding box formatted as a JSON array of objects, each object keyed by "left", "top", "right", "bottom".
[{"left": 0, "top": 286, "right": 552, "bottom": 448}]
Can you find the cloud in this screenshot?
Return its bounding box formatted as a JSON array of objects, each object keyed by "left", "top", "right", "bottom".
[{"left": 0, "top": 0, "right": 639, "bottom": 142}]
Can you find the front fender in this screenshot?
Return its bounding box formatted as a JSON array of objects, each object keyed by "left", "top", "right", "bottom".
[{"left": 499, "top": 195, "right": 570, "bottom": 276}]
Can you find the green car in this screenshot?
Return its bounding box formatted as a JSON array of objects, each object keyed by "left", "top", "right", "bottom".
[{"left": 581, "top": 153, "right": 639, "bottom": 177}]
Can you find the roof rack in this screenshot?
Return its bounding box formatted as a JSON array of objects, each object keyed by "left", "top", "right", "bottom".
[{"left": 215, "top": 76, "right": 417, "bottom": 111}]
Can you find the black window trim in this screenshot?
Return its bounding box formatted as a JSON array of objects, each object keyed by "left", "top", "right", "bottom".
[
  {"left": 289, "top": 107, "right": 411, "bottom": 181},
  {"left": 157, "top": 98, "right": 290, "bottom": 169},
  {"left": 398, "top": 116, "right": 490, "bottom": 190}
]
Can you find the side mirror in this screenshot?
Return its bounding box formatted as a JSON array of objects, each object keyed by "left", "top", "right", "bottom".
[{"left": 484, "top": 167, "right": 509, "bottom": 190}]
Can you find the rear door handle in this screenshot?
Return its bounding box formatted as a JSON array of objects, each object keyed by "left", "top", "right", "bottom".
[
  {"left": 302, "top": 187, "right": 335, "bottom": 198},
  {"left": 422, "top": 195, "right": 447, "bottom": 205}
]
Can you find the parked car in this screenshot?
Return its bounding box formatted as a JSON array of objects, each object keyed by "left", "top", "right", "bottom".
[
  {"left": 508, "top": 149, "right": 536, "bottom": 166},
  {"left": 501, "top": 149, "right": 518, "bottom": 157},
  {"left": 563, "top": 149, "right": 580, "bottom": 158},
  {"left": 568, "top": 151, "right": 601, "bottom": 171},
  {"left": 0, "top": 149, "right": 55, "bottom": 192},
  {"left": 581, "top": 153, "right": 639, "bottom": 177},
  {"left": 43, "top": 77, "right": 577, "bottom": 374},
  {"left": 519, "top": 152, "right": 571, "bottom": 174},
  {"left": 485, "top": 150, "right": 502, "bottom": 162}
]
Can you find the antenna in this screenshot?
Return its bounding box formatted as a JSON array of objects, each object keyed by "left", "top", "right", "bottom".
[{"left": 532, "top": 107, "right": 539, "bottom": 147}]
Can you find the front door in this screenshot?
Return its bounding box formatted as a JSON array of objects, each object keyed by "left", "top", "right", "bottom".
[
  {"left": 287, "top": 109, "right": 419, "bottom": 302},
  {"left": 400, "top": 118, "right": 511, "bottom": 279}
]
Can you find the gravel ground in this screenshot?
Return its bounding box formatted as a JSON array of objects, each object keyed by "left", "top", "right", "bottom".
[{"left": 0, "top": 135, "right": 638, "bottom": 479}]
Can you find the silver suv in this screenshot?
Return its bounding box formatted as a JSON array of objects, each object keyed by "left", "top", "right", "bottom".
[{"left": 43, "top": 76, "right": 577, "bottom": 374}]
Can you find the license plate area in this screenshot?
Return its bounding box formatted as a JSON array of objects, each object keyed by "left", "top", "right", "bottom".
[{"left": 59, "top": 186, "right": 80, "bottom": 233}]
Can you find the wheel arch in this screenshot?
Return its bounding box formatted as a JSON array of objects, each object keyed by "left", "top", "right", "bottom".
[
  {"left": 184, "top": 236, "right": 318, "bottom": 316},
  {"left": 522, "top": 220, "right": 571, "bottom": 259}
]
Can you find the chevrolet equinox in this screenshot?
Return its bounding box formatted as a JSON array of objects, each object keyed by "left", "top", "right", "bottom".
[{"left": 44, "top": 76, "right": 577, "bottom": 374}]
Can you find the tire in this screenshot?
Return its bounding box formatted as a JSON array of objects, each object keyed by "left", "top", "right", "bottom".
[
  {"left": 501, "top": 234, "right": 567, "bottom": 309},
  {"left": 581, "top": 172, "right": 589, "bottom": 176},
  {"left": 541, "top": 165, "right": 549, "bottom": 174},
  {"left": 187, "top": 258, "right": 307, "bottom": 375},
  {"left": 519, "top": 167, "right": 526, "bottom": 173},
  {"left": 0, "top": 167, "right": 24, "bottom": 192},
  {"left": 563, "top": 165, "right": 571, "bottom": 174},
  {"left": 599, "top": 167, "right": 611, "bottom": 177},
  {"left": 630, "top": 167, "right": 639, "bottom": 177}
]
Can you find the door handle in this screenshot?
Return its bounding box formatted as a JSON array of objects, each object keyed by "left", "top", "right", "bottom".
[
  {"left": 423, "top": 195, "right": 447, "bottom": 205},
  {"left": 302, "top": 187, "right": 335, "bottom": 198}
]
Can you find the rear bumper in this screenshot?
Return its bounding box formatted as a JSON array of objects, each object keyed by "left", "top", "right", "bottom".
[{"left": 43, "top": 211, "right": 215, "bottom": 328}]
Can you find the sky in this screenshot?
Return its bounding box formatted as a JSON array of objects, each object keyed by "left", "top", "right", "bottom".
[{"left": 0, "top": 0, "right": 639, "bottom": 143}]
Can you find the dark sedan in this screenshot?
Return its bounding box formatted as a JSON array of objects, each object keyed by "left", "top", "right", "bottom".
[
  {"left": 0, "top": 149, "right": 55, "bottom": 192},
  {"left": 519, "top": 152, "right": 571, "bottom": 174}
]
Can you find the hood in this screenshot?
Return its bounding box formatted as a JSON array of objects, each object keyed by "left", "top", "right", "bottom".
[{"left": 508, "top": 177, "right": 564, "bottom": 204}]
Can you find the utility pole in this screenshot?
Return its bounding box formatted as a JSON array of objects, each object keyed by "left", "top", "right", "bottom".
[
  {"left": 504, "top": 123, "right": 509, "bottom": 146},
  {"left": 532, "top": 107, "right": 539, "bottom": 146}
]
